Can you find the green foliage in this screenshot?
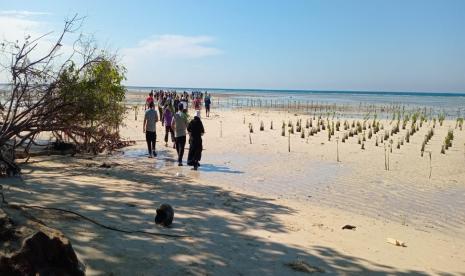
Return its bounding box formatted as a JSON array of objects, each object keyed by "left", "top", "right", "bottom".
[{"left": 58, "top": 58, "right": 126, "bottom": 128}]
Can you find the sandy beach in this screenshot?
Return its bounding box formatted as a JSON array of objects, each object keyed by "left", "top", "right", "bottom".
[{"left": 2, "top": 102, "right": 465, "bottom": 275}]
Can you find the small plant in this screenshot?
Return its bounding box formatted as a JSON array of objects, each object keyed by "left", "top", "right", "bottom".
[
  {"left": 361, "top": 143, "right": 365, "bottom": 150},
  {"left": 270, "top": 121, "right": 273, "bottom": 130},
  {"left": 358, "top": 136, "right": 361, "bottom": 144},
  {"left": 328, "top": 129, "right": 331, "bottom": 141},
  {"left": 301, "top": 130, "right": 305, "bottom": 139},
  {"left": 249, "top": 123, "right": 254, "bottom": 133},
  {"left": 438, "top": 113, "right": 445, "bottom": 126},
  {"left": 406, "top": 132, "right": 410, "bottom": 143},
  {"left": 457, "top": 117, "right": 464, "bottom": 130},
  {"left": 375, "top": 137, "right": 379, "bottom": 147},
  {"left": 260, "top": 121, "right": 264, "bottom": 131}
]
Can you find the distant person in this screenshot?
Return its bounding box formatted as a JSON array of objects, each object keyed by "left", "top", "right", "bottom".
[
  {"left": 187, "top": 110, "right": 205, "bottom": 170},
  {"left": 145, "top": 91, "right": 154, "bottom": 110},
  {"left": 171, "top": 103, "right": 189, "bottom": 166},
  {"left": 194, "top": 96, "right": 201, "bottom": 111},
  {"left": 204, "top": 93, "right": 211, "bottom": 117},
  {"left": 163, "top": 103, "right": 175, "bottom": 148},
  {"left": 143, "top": 102, "right": 159, "bottom": 158},
  {"left": 158, "top": 96, "right": 165, "bottom": 125},
  {"left": 174, "top": 96, "right": 180, "bottom": 112}
]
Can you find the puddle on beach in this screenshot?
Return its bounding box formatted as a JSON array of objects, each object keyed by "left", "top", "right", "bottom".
[
  {"left": 119, "top": 147, "right": 346, "bottom": 200},
  {"left": 118, "top": 148, "right": 178, "bottom": 169}
]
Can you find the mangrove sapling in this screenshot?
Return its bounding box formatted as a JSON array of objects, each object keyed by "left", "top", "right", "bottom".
[
  {"left": 456, "top": 118, "right": 464, "bottom": 130},
  {"left": 438, "top": 113, "right": 445, "bottom": 126},
  {"left": 301, "top": 130, "right": 305, "bottom": 139},
  {"left": 260, "top": 121, "right": 264, "bottom": 131},
  {"left": 397, "top": 140, "right": 400, "bottom": 149},
  {"left": 328, "top": 129, "right": 331, "bottom": 141},
  {"left": 375, "top": 137, "right": 379, "bottom": 146},
  {"left": 270, "top": 121, "right": 273, "bottom": 130},
  {"left": 368, "top": 129, "right": 373, "bottom": 139},
  {"left": 406, "top": 132, "right": 410, "bottom": 143},
  {"left": 358, "top": 136, "right": 361, "bottom": 144},
  {"left": 309, "top": 119, "right": 313, "bottom": 128},
  {"left": 305, "top": 119, "right": 309, "bottom": 129},
  {"left": 249, "top": 123, "right": 254, "bottom": 133}
]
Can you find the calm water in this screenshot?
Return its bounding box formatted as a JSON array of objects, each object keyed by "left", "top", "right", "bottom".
[{"left": 126, "top": 86, "right": 465, "bottom": 117}]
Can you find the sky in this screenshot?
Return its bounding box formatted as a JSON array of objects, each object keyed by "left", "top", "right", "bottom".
[{"left": 0, "top": 0, "right": 464, "bottom": 92}]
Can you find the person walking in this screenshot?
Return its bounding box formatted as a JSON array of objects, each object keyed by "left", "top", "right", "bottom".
[
  {"left": 145, "top": 91, "right": 154, "bottom": 110},
  {"left": 171, "top": 103, "right": 189, "bottom": 166},
  {"left": 143, "top": 102, "right": 159, "bottom": 158},
  {"left": 187, "top": 110, "right": 205, "bottom": 170},
  {"left": 204, "top": 93, "right": 211, "bottom": 117},
  {"left": 163, "top": 103, "right": 175, "bottom": 148}
]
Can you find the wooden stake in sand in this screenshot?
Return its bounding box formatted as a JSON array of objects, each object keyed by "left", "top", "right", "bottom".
[
  {"left": 220, "top": 121, "right": 223, "bottom": 138},
  {"left": 134, "top": 106, "right": 138, "bottom": 121},
  {"left": 288, "top": 129, "right": 291, "bottom": 152},
  {"left": 427, "top": 151, "right": 432, "bottom": 179},
  {"left": 249, "top": 133, "right": 252, "bottom": 144},
  {"left": 336, "top": 136, "right": 340, "bottom": 162}
]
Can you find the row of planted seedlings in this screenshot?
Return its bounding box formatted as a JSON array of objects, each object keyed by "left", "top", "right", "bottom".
[{"left": 440, "top": 129, "right": 454, "bottom": 154}]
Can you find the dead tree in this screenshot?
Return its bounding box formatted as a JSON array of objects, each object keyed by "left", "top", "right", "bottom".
[{"left": 0, "top": 15, "right": 128, "bottom": 174}]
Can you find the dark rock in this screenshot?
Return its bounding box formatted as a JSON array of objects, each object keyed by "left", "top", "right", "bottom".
[
  {"left": 342, "top": 225, "right": 356, "bottom": 230},
  {"left": 0, "top": 230, "right": 85, "bottom": 276}
]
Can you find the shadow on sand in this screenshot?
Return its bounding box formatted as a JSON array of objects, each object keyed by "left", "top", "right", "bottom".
[{"left": 1, "top": 155, "right": 441, "bottom": 275}]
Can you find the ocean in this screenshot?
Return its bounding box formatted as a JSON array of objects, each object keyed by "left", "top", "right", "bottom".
[{"left": 126, "top": 86, "right": 465, "bottom": 117}]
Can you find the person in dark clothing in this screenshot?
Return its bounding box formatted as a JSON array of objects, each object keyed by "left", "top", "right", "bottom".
[{"left": 187, "top": 111, "right": 205, "bottom": 170}]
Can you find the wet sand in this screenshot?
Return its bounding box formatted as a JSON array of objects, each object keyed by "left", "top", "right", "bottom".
[{"left": 2, "top": 106, "right": 465, "bottom": 275}]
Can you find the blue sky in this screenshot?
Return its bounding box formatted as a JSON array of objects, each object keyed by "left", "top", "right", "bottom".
[{"left": 1, "top": 0, "right": 465, "bottom": 92}]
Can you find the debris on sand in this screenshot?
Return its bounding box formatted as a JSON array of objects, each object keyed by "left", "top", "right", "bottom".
[
  {"left": 342, "top": 225, "right": 356, "bottom": 230},
  {"left": 285, "top": 259, "right": 325, "bottom": 273},
  {"left": 386, "top": 238, "right": 407, "bottom": 247}
]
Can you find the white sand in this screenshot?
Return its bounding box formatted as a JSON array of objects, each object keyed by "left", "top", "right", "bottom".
[{"left": 3, "top": 106, "right": 465, "bottom": 275}]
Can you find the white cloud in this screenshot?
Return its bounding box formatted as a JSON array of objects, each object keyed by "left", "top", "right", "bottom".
[
  {"left": 122, "top": 35, "right": 222, "bottom": 61},
  {"left": 0, "top": 10, "right": 50, "bottom": 17},
  {"left": 121, "top": 35, "right": 222, "bottom": 85}
]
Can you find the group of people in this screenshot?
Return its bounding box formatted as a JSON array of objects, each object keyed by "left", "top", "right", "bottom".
[{"left": 143, "top": 90, "right": 207, "bottom": 170}]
